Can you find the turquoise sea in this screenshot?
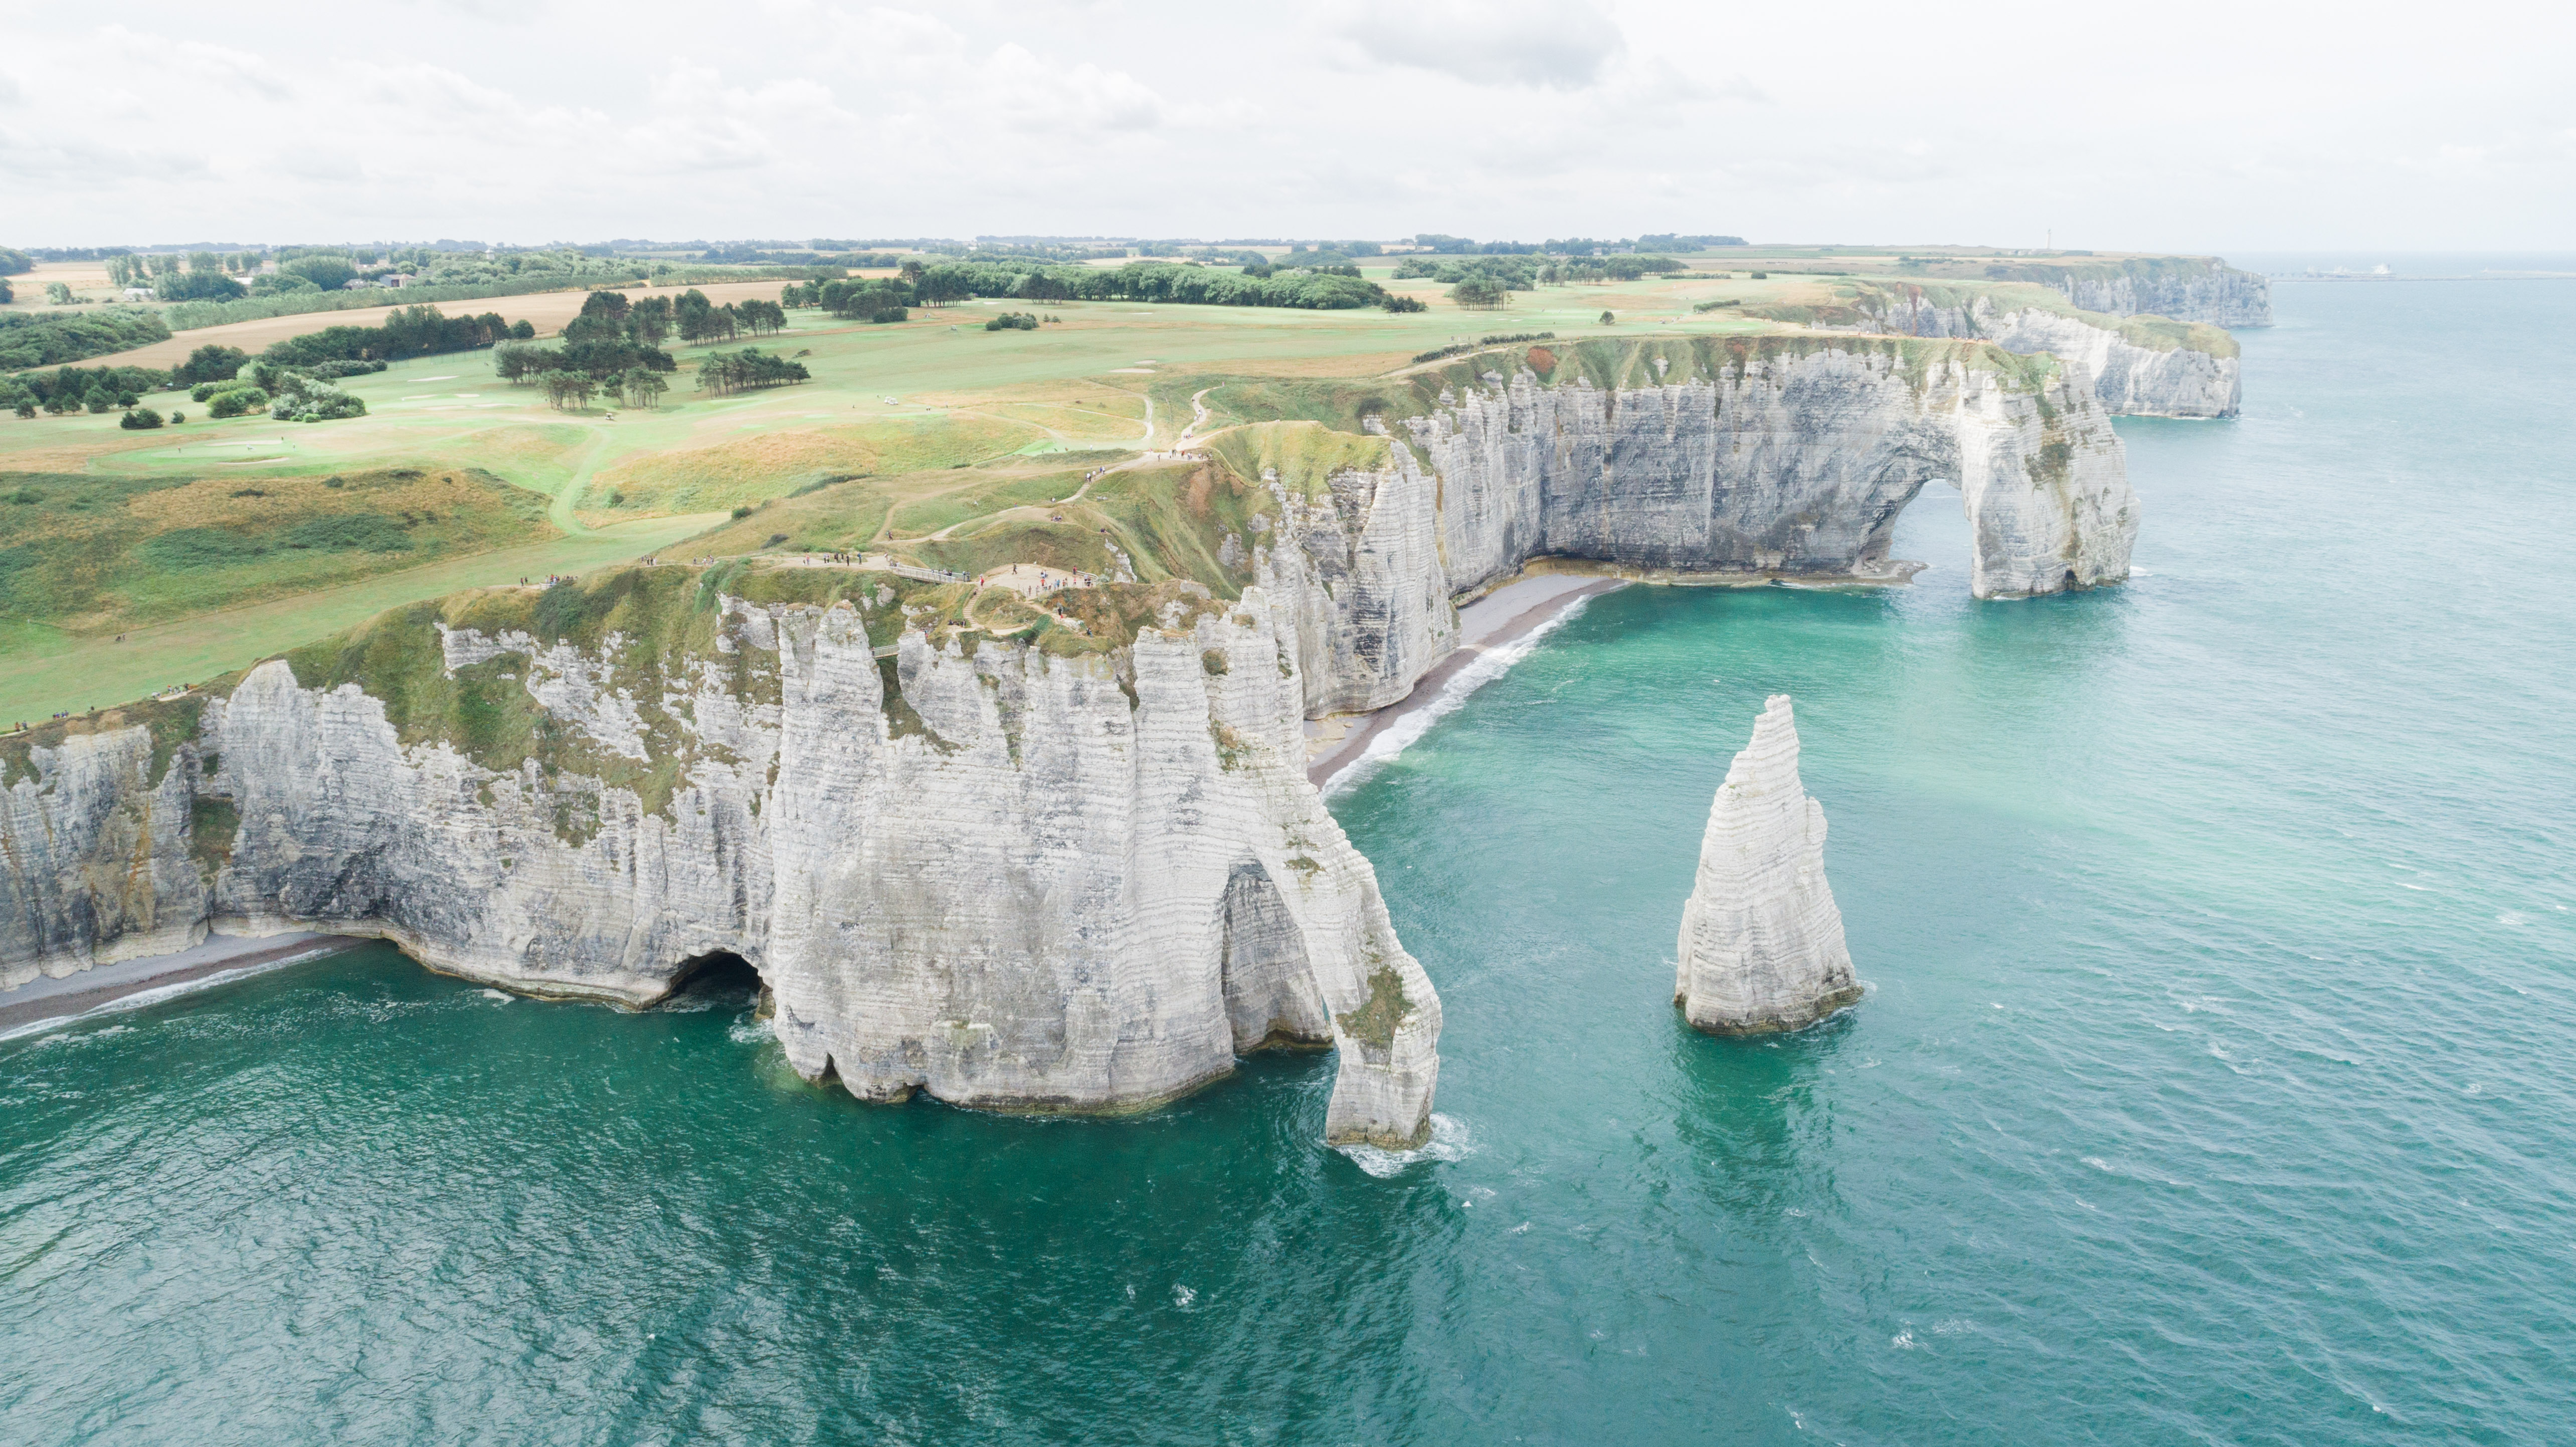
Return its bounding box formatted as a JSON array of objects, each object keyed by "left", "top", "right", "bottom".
[{"left": 5, "top": 277, "right": 2571, "bottom": 1445}]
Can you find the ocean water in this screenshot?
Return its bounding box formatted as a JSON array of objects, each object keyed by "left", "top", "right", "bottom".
[{"left": 5, "top": 280, "right": 2572, "bottom": 1445}]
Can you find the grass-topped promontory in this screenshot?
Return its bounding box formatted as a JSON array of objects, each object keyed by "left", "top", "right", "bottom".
[{"left": 1, "top": 248, "right": 2233, "bottom": 724}]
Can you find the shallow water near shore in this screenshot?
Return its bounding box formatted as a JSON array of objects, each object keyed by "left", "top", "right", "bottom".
[{"left": 6, "top": 280, "right": 2573, "bottom": 1444}]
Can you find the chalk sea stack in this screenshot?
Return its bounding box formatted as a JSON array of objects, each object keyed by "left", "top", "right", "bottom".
[{"left": 1675, "top": 695, "right": 1863, "bottom": 1034}]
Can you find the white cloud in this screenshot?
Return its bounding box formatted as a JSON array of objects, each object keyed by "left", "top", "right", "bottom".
[
  {"left": 1330, "top": 0, "right": 1625, "bottom": 88},
  {"left": 982, "top": 44, "right": 1177, "bottom": 132},
  {"left": 0, "top": 0, "right": 2565, "bottom": 250}
]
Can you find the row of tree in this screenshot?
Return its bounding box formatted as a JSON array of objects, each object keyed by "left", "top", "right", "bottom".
[
  {"left": 494, "top": 338, "right": 677, "bottom": 384},
  {"left": 0, "top": 307, "right": 172, "bottom": 370},
  {"left": 2, "top": 364, "right": 171, "bottom": 416},
  {"left": 559, "top": 289, "right": 790, "bottom": 349},
  {"left": 695, "top": 348, "right": 810, "bottom": 395},
  {"left": 785, "top": 260, "right": 1395, "bottom": 312},
  {"left": 534, "top": 367, "right": 670, "bottom": 411},
  {"left": 261, "top": 306, "right": 530, "bottom": 367}
]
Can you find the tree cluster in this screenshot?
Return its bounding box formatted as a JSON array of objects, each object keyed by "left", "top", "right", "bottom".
[
  {"left": 695, "top": 348, "right": 810, "bottom": 395},
  {"left": 984, "top": 311, "right": 1040, "bottom": 331},
  {"left": 268, "top": 373, "right": 367, "bottom": 423},
  {"left": 261, "top": 305, "right": 519, "bottom": 368},
  {"left": 2, "top": 364, "right": 169, "bottom": 417},
  {"left": 494, "top": 337, "right": 676, "bottom": 385},
  {"left": 157, "top": 271, "right": 247, "bottom": 302},
  {"left": 173, "top": 344, "right": 249, "bottom": 386},
  {"left": 786, "top": 277, "right": 910, "bottom": 322},
  {"left": 0, "top": 308, "right": 172, "bottom": 370}
]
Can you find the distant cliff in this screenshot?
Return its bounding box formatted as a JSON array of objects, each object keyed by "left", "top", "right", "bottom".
[
  {"left": 1989, "top": 256, "right": 2272, "bottom": 328},
  {"left": 1232, "top": 335, "right": 2137, "bottom": 723},
  {"left": 1756, "top": 282, "right": 2241, "bottom": 419}
]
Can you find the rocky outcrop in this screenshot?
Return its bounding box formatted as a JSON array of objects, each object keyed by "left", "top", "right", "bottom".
[
  {"left": 0, "top": 721, "right": 210, "bottom": 985},
  {"left": 1675, "top": 695, "right": 1860, "bottom": 1034},
  {"left": 0, "top": 573, "right": 1440, "bottom": 1148},
  {"left": 1412, "top": 343, "right": 2135, "bottom": 602},
  {"left": 1817, "top": 288, "right": 2240, "bottom": 419},
  {"left": 1260, "top": 448, "right": 1458, "bottom": 716},
  {"left": 1209, "top": 340, "right": 2136, "bottom": 724},
  {"left": 2038, "top": 258, "right": 2271, "bottom": 328}
]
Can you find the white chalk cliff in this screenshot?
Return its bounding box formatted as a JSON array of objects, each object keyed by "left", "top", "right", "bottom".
[
  {"left": 1801, "top": 287, "right": 2241, "bottom": 419},
  {"left": 2, "top": 333, "right": 2144, "bottom": 1148},
  {"left": 0, "top": 576, "right": 1439, "bottom": 1148},
  {"left": 1675, "top": 695, "right": 1862, "bottom": 1034},
  {"left": 2045, "top": 259, "right": 2272, "bottom": 329}
]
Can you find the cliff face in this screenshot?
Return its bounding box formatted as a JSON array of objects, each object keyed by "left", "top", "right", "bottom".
[
  {"left": 1675, "top": 694, "right": 1861, "bottom": 1034},
  {"left": 1770, "top": 285, "right": 2240, "bottom": 419},
  {"left": 2048, "top": 259, "right": 2272, "bottom": 328},
  {"left": 1411, "top": 343, "right": 2135, "bottom": 602},
  {"left": 0, "top": 721, "right": 209, "bottom": 986},
  {"left": 1979, "top": 307, "right": 2239, "bottom": 419},
  {"left": 2, "top": 334, "right": 2144, "bottom": 1152},
  {"left": 1261, "top": 447, "right": 1459, "bottom": 716},
  {"left": 0, "top": 572, "right": 1440, "bottom": 1148}
]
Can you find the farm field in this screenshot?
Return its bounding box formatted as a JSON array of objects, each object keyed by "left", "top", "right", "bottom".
[{"left": 0, "top": 255, "right": 2112, "bottom": 723}]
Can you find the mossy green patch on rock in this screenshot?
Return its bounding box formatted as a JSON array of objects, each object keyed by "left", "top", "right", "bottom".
[
  {"left": 188, "top": 795, "right": 238, "bottom": 879},
  {"left": 1334, "top": 964, "right": 1412, "bottom": 1051}
]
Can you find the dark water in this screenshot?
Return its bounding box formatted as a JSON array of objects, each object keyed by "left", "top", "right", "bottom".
[{"left": 6, "top": 281, "right": 2572, "bottom": 1445}]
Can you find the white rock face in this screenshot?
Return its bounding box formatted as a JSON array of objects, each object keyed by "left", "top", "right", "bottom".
[
  {"left": 0, "top": 726, "right": 210, "bottom": 989},
  {"left": 1675, "top": 695, "right": 1862, "bottom": 1035},
  {"left": 1822, "top": 293, "right": 2240, "bottom": 419},
  {"left": 2052, "top": 261, "right": 2272, "bottom": 328},
  {"left": 1259, "top": 451, "right": 1458, "bottom": 717},
  {"left": 1412, "top": 347, "right": 2135, "bottom": 603},
  {"left": 0, "top": 584, "right": 1439, "bottom": 1148}
]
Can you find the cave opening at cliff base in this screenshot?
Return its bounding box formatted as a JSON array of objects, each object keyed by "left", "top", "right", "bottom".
[{"left": 664, "top": 949, "right": 766, "bottom": 1010}]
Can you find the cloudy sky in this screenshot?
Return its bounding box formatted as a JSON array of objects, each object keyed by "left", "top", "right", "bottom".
[{"left": 3, "top": 0, "right": 2567, "bottom": 252}]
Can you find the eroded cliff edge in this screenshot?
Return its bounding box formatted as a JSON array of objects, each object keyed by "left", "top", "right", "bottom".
[
  {"left": 3, "top": 333, "right": 2138, "bottom": 1148},
  {"left": 1231, "top": 334, "right": 2137, "bottom": 724},
  {"left": 1755, "top": 281, "right": 2243, "bottom": 419},
  {"left": 1, "top": 569, "right": 1440, "bottom": 1148}
]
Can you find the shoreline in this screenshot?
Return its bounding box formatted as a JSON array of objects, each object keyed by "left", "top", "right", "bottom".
[
  {"left": 1306, "top": 572, "right": 1627, "bottom": 792},
  {"left": 1302, "top": 555, "right": 1930, "bottom": 793},
  {"left": 0, "top": 931, "right": 365, "bottom": 1037}
]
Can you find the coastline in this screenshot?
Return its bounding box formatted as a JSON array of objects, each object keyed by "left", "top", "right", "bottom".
[
  {"left": 0, "top": 931, "right": 364, "bottom": 1038},
  {"left": 1307, "top": 573, "right": 1627, "bottom": 792}
]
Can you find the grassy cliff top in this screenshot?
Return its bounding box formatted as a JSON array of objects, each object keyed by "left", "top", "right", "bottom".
[{"left": 3, "top": 247, "right": 2238, "bottom": 722}]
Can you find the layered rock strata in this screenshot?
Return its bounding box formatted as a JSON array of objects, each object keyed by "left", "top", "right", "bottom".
[
  {"left": 0, "top": 576, "right": 1440, "bottom": 1148},
  {"left": 1674, "top": 695, "right": 1862, "bottom": 1034},
  {"left": 2045, "top": 259, "right": 2271, "bottom": 328},
  {"left": 1411, "top": 344, "right": 2135, "bottom": 605},
  {"left": 1817, "top": 291, "right": 2240, "bottom": 419},
  {"left": 3, "top": 334, "right": 2141, "bottom": 1153}
]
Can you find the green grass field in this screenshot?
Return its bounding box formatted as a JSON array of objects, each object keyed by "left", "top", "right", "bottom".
[{"left": 0, "top": 258, "right": 2210, "bottom": 724}]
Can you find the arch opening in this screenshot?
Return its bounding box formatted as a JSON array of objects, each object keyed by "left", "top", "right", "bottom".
[
  {"left": 1217, "top": 863, "right": 1333, "bottom": 1054},
  {"left": 1877, "top": 477, "right": 1973, "bottom": 586}
]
